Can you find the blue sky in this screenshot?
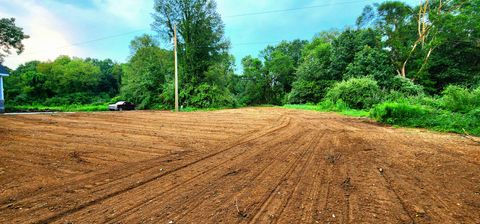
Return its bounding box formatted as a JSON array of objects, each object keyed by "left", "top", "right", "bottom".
[{"left": 1, "top": 0, "right": 417, "bottom": 69}]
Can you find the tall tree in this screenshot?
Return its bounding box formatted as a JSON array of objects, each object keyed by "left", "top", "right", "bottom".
[
  {"left": 345, "top": 46, "right": 396, "bottom": 88},
  {"left": 357, "top": 1, "right": 415, "bottom": 77},
  {"left": 0, "top": 18, "right": 29, "bottom": 63},
  {"left": 329, "top": 28, "right": 381, "bottom": 80},
  {"left": 260, "top": 40, "right": 307, "bottom": 103},
  {"left": 238, "top": 56, "right": 269, "bottom": 105},
  {"left": 261, "top": 40, "right": 308, "bottom": 68},
  {"left": 289, "top": 38, "right": 334, "bottom": 103},
  {"left": 86, "top": 58, "right": 123, "bottom": 96},
  {"left": 152, "top": 0, "right": 230, "bottom": 107},
  {"left": 121, "top": 35, "right": 173, "bottom": 109},
  {"left": 418, "top": 0, "right": 480, "bottom": 92}
]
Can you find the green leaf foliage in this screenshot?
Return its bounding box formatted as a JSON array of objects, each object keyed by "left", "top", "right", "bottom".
[
  {"left": 120, "top": 35, "right": 173, "bottom": 109},
  {"left": 0, "top": 17, "right": 29, "bottom": 63},
  {"left": 5, "top": 56, "right": 120, "bottom": 106},
  {"left": 152, "top": 0, "right": 232, "bottom": 107},
  {"left": 441, "top": 85, "right": 480, "bottom": 113},
  {"left": 325, "top": 77, "right": 382, "bottom": 109},
  {"left": 345, "top": 46, "right": 396, "bottom": 88}
]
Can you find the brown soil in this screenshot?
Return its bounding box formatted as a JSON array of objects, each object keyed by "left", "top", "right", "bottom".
[{"left": 0, "top": 108, "right": 479, "bottom": 223}]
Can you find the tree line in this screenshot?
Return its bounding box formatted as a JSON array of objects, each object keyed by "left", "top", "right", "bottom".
[{"left": 2, "top": 0, "right": 479, "bottom": 111}]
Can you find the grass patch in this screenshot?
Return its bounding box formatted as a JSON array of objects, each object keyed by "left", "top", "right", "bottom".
[
  {"left": 179, "top": 106, "right": 229, "bottom": 112},
  {"left": 282, "top": 102, "right": 369, "bottom": 117},
  {"left": 6, "top": 103, "right": 109, "bottom": 112},
  {"left": 284, "top": 101, "right": 479, "bottom": 137},
  {"left": 282, "top": 104, "right": 320, "bottom": 111},
  {"left": 371, "top": 102, "right": 480, "bottom": 136}
]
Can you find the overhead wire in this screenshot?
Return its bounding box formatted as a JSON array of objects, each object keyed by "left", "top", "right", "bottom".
[
  {"left": 224, "top": 0, "right": 370, "bottom": 18},
  {"left": 10, "top": 0, "right": 372, "bottom": 58}
]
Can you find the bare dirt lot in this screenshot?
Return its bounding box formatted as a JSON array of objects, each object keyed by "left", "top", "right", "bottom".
[{"left": 0, "top": 108, "right": 479, "bottom": 223}]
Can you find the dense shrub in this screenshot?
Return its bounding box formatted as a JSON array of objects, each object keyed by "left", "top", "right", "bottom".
[
  {"left": 288, "top": 40, "right": 336, "bottom": 104},
  {"left": 370, "top": 102, "right": 429, "bottom": 126},
  {"left": 441, "top": 85, "right": 480, "bottom": 113},
  {"left": 288, "top": 79, "right": 335, "bottom": 104},
  {"left": 42, "top": 92, "right": 110, "bottom": 106},
  {"left": 389, "top": 76, "right": 424, "bottom": 96},
  {"left": 317, "top": 99, "right": 349, "bottom": 112},
  {"left": 190, "top": 83, "right": 237, "bottom": 108},
  {"left": 325, "top": 77, "right": 382, "bottom": 109},
  {"left": 371, "top": 101, "right": 480, "bottom": 136},
  {"left": 344, "top": 46, "right": 396, "bottom": 88}
]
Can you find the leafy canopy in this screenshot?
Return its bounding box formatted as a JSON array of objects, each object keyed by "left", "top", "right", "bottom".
[{"left": 0, "top": 18, "right": 29, "bottom": 63}]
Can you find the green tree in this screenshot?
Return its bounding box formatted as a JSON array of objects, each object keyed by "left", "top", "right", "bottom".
[
  {"left": 152, "top": 0, "right": 232, "bottom": 107},
  {"left": 238, "top": 56, "right": 268, "bottom": 105},
  {"left": 417, "top": 0, "right": 480, "bottom": 92},
  {"left": 38, "top": 56, "right": 101, "bottom": 95},
  {"left": 86, "top": 58, "right": 123, "bottom": 96},
  {"left": 190, "top": 55, "right": 236, "bottom": 107},
  {"left": 329, "top": 28, "right": 381, "bottom": 79},
  {"left": 4, "top": 61, "right": 43, "bottom": 103},
  {"left": 357, "top": 1, "right": 415, "bottom": 77},
  {"left": 260, "top": 40, "right": 308, "bottom": 103},
  {"left": 289, "top": 38, "right": 334, "bottom": 103},
  {"left": 121, "top": 35, "right": 173, "bottom": 109},
  {"left": 0, "top": 18, "right": 29, "bottom": 63},
  {"left": 345, "top": 46, "right": 396, "bottom": 88},
  {"left": 6, "top": 56, "right": 116, "bottom": 106},
  {"left": 261, "top": 40, "right": 308, "bottom": 68}
]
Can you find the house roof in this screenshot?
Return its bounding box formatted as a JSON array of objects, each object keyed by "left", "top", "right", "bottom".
[{"left": 0, "top": 64, "right": 9, "bottom": 76}]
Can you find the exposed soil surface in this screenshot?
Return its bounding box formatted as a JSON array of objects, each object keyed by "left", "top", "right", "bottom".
[{"left": 0, "top": 108, "right": 479, "bottom": 223}]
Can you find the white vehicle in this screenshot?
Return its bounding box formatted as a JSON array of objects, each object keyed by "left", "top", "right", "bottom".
[{"left": 108, "top": 101, "right": 135, "bottom": 111}]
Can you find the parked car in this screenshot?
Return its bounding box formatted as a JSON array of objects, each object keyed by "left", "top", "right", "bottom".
[{"left": 108, "top": 101, "right": 136, "bottom": 111}]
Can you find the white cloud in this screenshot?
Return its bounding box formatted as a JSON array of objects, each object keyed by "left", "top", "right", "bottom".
[
  {"left": 0, "top": 0, "right": 84, "bottom": 68},
  {"left": 92, "top": 0, "right": 152, "bottom": 28},
  {"left": 0, "top": 0, "right": 421, "bottom": 70},
  {"left": 0, "top": 0, "right": 153, "bottom": 68}
]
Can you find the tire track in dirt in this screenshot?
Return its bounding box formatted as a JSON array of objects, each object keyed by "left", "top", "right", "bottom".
[
  {"left": 245, "top": 131, "right": 318, "bottom": 224},
  {"left": 362, "top": 130, "right": 480, "bottom": 223},
  {"left": 134, "top": 127, "right": 312, "bottom": 224},
  {"left": 379, "top": 170, "right": 416, "bottom": 223},
  {"left": 165, "top": 130, "right": 320, "bottom": 224},
  {"left": 2, "top": 108, "right": 479, "bottom": 223},
  {"left": 125, "top": 115, "right": 316, "bottom": 224},
  {"left": 269, "top": 133, "right": 323, "bottom": 224},
  {"left": 97, "top": 122, "right": 307, "bottom": 223},
  {"left": 0, "top": 112, "right": 275, "bottom": 202},
  {"left": 2, "top": 113, "right": 291, "bottom": 223},
  {"left": 298, "top": 133, "right": 332, "bottom": 224},
  {"left": 4, "top": 113, "right": 283, "bottom": 200}
]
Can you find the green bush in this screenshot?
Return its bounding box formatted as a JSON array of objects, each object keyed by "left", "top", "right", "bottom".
[
  {"left": 287, "top": 79, "right": 335, "bottom": 104},
  {"left": 41, "top": 92, "right": 110, "bottom": 106},
  {"left": 370, "top": 102, "right": 429, "bottom": 126},
  {"left": 441, "top": 85, "right": 479, "bottom": 113},
  {"left": 6, "top": 103, "right": 109, "bottom": 112},
  {"left": 318, "top": 99, "right": 349, "bottom": 112},
  {"left": 190, "top": 83, "right": 236, "bottom": 108},
  {"left": 389, "top": 76, "right": 424, "bottom": 96},
  {"left": 325, "top": 77, "right": 382, "bottom": 109},
  {"left": 371, "top": 101, "right": 480, "bottom": 136}
]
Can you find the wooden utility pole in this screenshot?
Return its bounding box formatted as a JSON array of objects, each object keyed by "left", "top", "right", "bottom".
[{"left": 173, "top": 24, "right": 179, "bottom": 112}]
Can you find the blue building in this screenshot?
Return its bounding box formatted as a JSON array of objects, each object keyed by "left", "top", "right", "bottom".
[{"left": 0, "top": 64, "right": 9, "bottom": 113}]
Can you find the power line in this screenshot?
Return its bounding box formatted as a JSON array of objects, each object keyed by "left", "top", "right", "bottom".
[
  {"left": 225, "top": 0, "right": 371, "bottom": 18},
  {"left": 63, "top": 29, "right": 146, "bottom": 48},
  {"left": 10, "top": 0, "right": 373, "bottom": 58},
  {"left": 14, "top": 29, "right": 147, "bottom": 57},
  {"left": 233, "top": 41, "right": 283, "bottom": 46}
]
